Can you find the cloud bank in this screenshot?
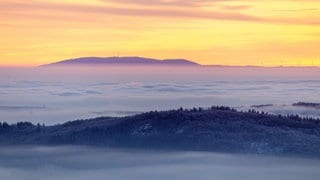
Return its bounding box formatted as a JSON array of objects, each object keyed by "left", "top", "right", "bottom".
[{"left": 0, "top": 146, "right": 320, "bottom": 180}]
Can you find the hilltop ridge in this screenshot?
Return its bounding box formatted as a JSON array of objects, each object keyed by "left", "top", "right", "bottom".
[
  {"left": 41, "top": 56, "right": 200, "bottom": 67},
  {"left": 1, "top": 106, "right": 320, "bottom": 157}
]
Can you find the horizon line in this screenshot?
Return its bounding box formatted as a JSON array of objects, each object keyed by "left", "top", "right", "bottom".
[
  {"left": 1, "top": 56, "right": 320, "bottom": 68},
  {"left": 1, "top": 64, "right": 320, "bottom": 69}
]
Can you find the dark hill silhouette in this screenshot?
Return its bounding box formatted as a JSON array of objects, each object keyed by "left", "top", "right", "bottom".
[
  {"left": 293, "top": 102, "right": 320, "bottom": 109},
  {"left": 1, "top": 106, "right": 320, "bottom": 157},
  {"left": 41, "top": 57, "right": 200, "bottom": 67}
]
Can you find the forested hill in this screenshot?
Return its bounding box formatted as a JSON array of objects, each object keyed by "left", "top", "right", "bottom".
[{"left": 1, "top": 106, "right": 320, "bottom": 157}]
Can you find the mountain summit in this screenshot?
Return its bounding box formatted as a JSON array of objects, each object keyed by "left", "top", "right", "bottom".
[{"left": 41, "top": 57, "right": 200, "bottom": 67}]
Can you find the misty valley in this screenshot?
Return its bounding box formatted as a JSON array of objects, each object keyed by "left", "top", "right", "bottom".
[
  {"left": 1, "top": 146, "right": 320, "bottom": 180},
  {"left": 1, "top": 106, "right": 320, "bottom": 179},
  {"left": 0, "top": 66, "right": 319, "bottom": 179}
]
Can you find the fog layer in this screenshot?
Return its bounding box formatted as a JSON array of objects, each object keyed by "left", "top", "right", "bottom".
[
  {"left": 0, "top": 146, "right": 319, "bottom": 180},
  {"left": 0, "top": 66, "right": 319, "bottom": 124}
]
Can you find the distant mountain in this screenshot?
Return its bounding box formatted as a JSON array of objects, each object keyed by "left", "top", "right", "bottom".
[
  {"left": 293, "top": 102, "right": 320, "bottom": 109},
  {"left": 1, "top": 106, "right": 320, "bottom": 157},
  {"left": 41, "top": 57, "right": 200, "bottom": 67}
]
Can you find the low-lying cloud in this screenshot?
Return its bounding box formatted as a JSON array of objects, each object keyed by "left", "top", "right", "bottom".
[
  {"left": 0, "top": 106, "right": 47, "bottom": 111},
  {"left": 0, "top": 67, "right": 319, "bottom": 124},
  {"left": 0, "top": 146, "right": 319, "bottom": 180}
]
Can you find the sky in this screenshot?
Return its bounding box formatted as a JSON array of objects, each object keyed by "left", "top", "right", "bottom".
[{"left": 1, "top": 0, "right": 320, "bottom": 66}]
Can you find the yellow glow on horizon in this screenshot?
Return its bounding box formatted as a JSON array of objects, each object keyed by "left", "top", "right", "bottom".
[{"left": 1, "top": 0, "right": 320, "bottom": 66}]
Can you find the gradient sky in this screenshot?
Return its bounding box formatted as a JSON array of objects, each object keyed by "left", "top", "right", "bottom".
[{"left": 1, "top": 0, "right": 320, "bottom": 66}]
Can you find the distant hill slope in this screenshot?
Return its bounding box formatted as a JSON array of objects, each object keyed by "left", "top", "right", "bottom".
[
  {"left": 41, "top": 57, "right": 200, "bottom": 67},
  {"left": 1, "top": 107, "right": 320, "bottom": 157}
]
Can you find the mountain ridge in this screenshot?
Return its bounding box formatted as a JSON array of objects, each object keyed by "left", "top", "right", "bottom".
[
  {"left": 41, "top": 56, "right": 200, "bottom": 67},
  {"left": 40, "top": 56, "right": 320, "bottom": 68},
  {"left": 1, "top": 106, "right": 320, "bottom": 157}
]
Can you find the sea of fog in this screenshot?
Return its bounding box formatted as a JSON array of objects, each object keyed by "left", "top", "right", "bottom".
[
  {"left": 0, "top": 146, "right": 320, "bottom": 180},
  {"left": 0, "top": 66, "right": 319, "bottom": 124},
  {"left": 1, "top": 66, "right": 320, "bottom": 179}
]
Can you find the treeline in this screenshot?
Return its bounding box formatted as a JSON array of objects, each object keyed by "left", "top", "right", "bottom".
[
  {"left": 0, "top": 122, "right": 44, "bottom": 132},
  {"left": 0, "top": 105, "right": 320, "bottom": 158},
  {"left": 143, "top": 105, "right": 320, "bottom": 121},
  {"left": 293, "top": 102, "right": 320, "bottom": 108},
  {"left": 1, "top": 105, "right": 319, "bottom": 128}
]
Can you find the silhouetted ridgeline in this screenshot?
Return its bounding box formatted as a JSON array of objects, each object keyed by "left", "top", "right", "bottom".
[
  {"left": 1, "top": 106, "right": 320, "bottom": 157},
  {"left": 41, "top": 57, "right": 200, "bottom": 67},
  {"left": 293, "top": 102, "right": 320, "bottom": 108}
]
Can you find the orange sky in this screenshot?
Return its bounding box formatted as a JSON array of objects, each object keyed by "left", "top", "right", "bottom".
[{"left": 1, "top": 0, "right": 320, "bottom": 66}]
